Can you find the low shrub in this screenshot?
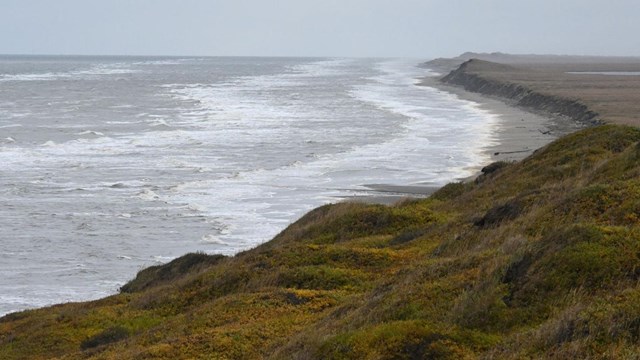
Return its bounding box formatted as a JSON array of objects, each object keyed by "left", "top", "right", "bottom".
[{"left": 80, "top": 326, "right": 129, "bottom": 350}]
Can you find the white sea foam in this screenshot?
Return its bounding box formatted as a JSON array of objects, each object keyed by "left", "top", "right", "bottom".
[
  {"left": 152, "top": 256, "right": 175, "bottom": 263},
  {"left": 42, "top": 140, "right": 58, "bottom": 147},
  {"left": 136, "top": 189, "right": 161, "bottom": 201},
  {"left": 77, "top": 130, "right": 105, "bottom": 137},
  {"left": 0, "top": 63, "right": 138, "bottom": 83},
  {"left": 0, "top": 56, "right": 508, "bottom": 317},
  {"left": 349, "top": 59, "right": 499, "bottom": 179},
  {"left": 0, "top": 72, "right": 60, "bottom": 82},
  {"left": 201, "top": 234, "right": 229, "bottom": 245},
  {"left": 133, "top": 58, "right": 193, "bottom": 66}
]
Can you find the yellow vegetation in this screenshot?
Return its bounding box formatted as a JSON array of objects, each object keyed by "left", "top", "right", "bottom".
[{"left": 2, "top": 125, "right": 640, "bottom": 359}]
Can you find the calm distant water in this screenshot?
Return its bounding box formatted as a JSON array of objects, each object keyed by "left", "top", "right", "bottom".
[
  {"left": 0, "top": 55, "right": 498, "bottom": 315},
  {"left": 567, "top": 71, "right": 640, "bottom": 76}
]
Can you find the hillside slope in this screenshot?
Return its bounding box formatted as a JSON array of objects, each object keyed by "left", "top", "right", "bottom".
[{"left": 2, "top": 124, "right": 640, "bottom": 359}]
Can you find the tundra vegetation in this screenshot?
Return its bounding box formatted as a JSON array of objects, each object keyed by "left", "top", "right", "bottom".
[{"left": 2, "top": 124, "right": 640, "bottom": 359}]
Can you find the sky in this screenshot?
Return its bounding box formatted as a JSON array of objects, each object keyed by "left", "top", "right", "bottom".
[{"left": 1, "top": 0, "right": 639, "bottom": 58}]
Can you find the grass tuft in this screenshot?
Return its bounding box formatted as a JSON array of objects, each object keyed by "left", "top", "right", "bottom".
[{"left": 3, "top": 125, "right": 640, "bottom": 359}]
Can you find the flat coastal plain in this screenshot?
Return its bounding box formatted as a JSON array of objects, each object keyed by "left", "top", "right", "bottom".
[
  {"left": 428, "top": 53, "right": 640, "bottom": 126},
  {"left": 423, "top": 53, "right": 640, "bottom": 167}
]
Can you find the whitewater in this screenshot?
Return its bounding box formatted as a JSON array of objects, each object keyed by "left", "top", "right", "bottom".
[{"left": 0, "top": 55, "right": 499, "bottom": 315}]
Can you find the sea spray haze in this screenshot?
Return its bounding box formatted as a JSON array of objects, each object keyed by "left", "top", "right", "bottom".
[{"left": 0, "top": 55, "right": 498, "bottom": 315}]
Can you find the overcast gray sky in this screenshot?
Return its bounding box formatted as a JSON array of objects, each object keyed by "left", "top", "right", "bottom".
[{"left": 1, "top": 0, "right": 639, "bottom": 58}]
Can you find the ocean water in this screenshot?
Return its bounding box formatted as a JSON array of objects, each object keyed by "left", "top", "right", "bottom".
[
  {"left": 0, "top": 55, "right": 498, "bottom": 315},
  {"left": 567, "top": 71, "right": 640, "bottom": 76}
]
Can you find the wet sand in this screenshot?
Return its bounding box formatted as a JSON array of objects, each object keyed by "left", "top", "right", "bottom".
[
  {"left": 351, "top": 52, "right": 640, "bottom": 205},
  {"left": 420, "top": 75, "right": 582, "bottom": 164},
  {"left": 348, "top": 72, "right": 574, "bottom": 205},
  {"left": 344, "top": 184, "right": 442, "bottom": 205}
]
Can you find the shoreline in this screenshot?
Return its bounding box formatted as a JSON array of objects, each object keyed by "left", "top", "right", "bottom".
[
  {"left": 350, "top": 70, "right": 580, "bottom": 205},
  {"left": 419, "top": 74, "right": 583, "bottom": 166},
  {"left": 5, "top": 54, "right": 640, "bottom": 358}
]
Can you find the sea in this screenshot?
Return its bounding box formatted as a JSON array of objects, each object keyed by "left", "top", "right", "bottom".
[{"left": 0, "top": 55, "right": 499, "bottom": 316}]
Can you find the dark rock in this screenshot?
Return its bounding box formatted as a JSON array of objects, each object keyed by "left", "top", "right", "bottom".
[
  {"left": 482, "top": 161, "right": 510, "bottom": 175},
  {"left": 120, "top": 253, "right": 226, "bottom": 293},
  {"left": 474, "top": 199, "right": 523, "bottom": 228}
]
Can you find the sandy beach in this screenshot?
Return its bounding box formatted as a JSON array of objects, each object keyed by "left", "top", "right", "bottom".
[
  {"left": 351, "top": 68, "right": 575, "bottom": 205},
  {"left": 358, "top": 53, "right": 640, "bottom": 204},
  {"left": 419, "top": 75, "right": 580, "bottom": 165},
  {"left": 344, "top": 183, "right": 442, "bottom": 205}
]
